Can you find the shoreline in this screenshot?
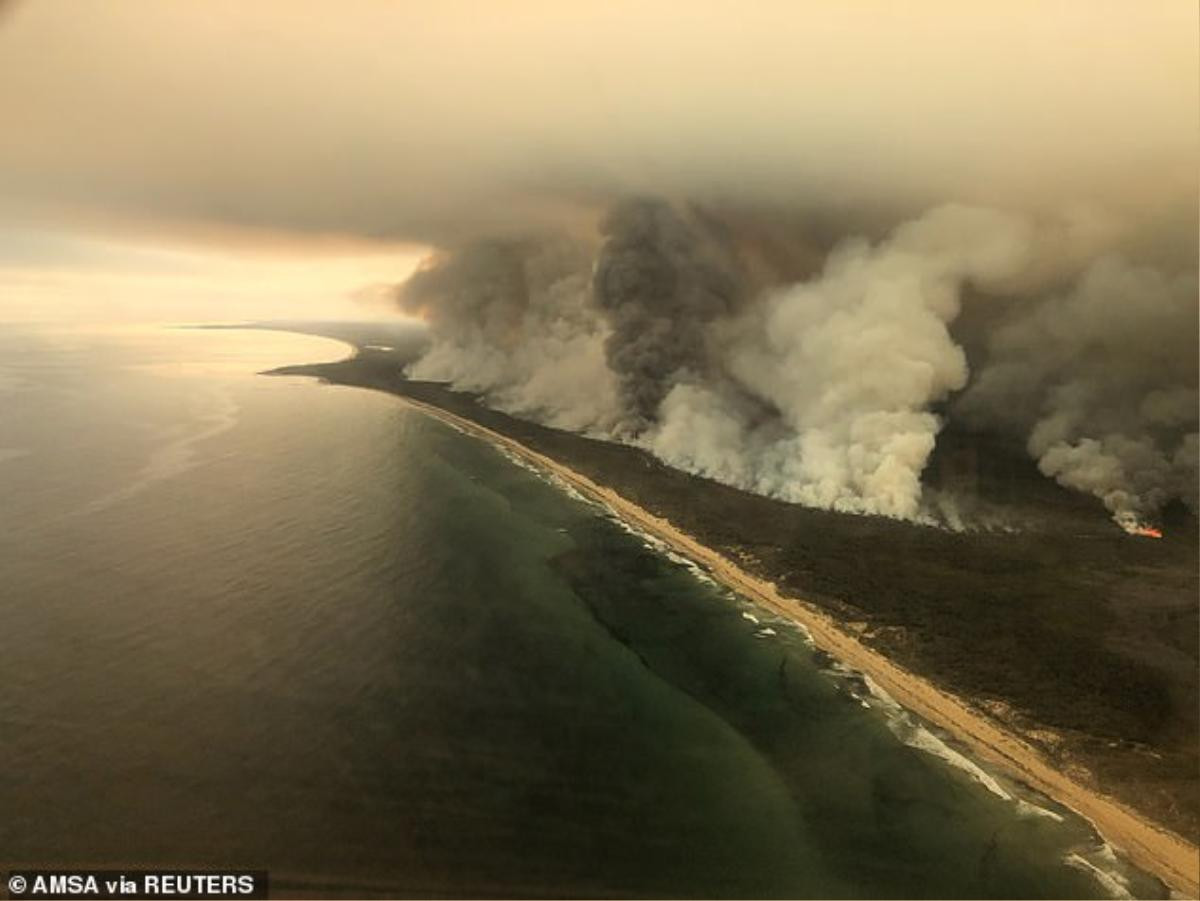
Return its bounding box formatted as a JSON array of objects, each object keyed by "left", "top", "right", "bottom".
[{"left": 389, "top": 390, "right": 1200, "bottom": 898}]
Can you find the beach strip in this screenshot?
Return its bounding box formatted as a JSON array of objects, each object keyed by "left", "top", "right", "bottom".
[{"left": 395, "top": 392, "right": 1199, "bottom": 898}]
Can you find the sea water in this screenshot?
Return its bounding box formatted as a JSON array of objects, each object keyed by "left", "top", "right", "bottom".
[{"left": 0, "top": 323, "right": 1166, "bottom": 898}]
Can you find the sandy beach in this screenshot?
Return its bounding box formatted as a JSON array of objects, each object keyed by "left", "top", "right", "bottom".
[{"left": 392, "top": 391, "right": 1200, "bottom": 899}]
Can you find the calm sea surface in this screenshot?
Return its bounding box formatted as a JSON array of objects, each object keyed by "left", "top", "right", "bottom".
[{"left": 0, "top": 323, "right": 1164, "bottom": 898}]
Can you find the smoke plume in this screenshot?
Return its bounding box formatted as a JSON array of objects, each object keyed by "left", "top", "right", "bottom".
[
  {"left": 591, "top": 199, "right": 743, "bottom": 434},
  {"left": 396, "top": 196, "right": 1197, "bottom": 529},
  {"left": 959, "top": 257, "right": 1199, "bottom": 529},
  {"left": 0, "top": 2, "right": 1194, "bottom": 528},
  {"left": 398, "top": 237, "right": 622, "bottom": 434},
  {"left": 646, "top": 205, "right": 1034, "bottom": 519}
]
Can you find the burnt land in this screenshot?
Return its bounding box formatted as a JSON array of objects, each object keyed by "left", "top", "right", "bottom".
[{"left": 266, "top": 334, "right": 1199, "bottom": 843}]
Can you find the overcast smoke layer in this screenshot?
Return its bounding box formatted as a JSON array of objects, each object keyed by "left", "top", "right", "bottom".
[
  {"left": 1, "top": 2, "right": 1196, "bottom": 246},
  {"left": 399, "top": 199, "right": 1198, "bottom": 529}
]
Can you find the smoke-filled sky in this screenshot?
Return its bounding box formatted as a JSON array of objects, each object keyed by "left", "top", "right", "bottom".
[
  {"left": 1, "top": 0, "right": 1196, "bottom": 246},
  {"left": 1, "top": 0, "right": 1196, "bottom": 527}
]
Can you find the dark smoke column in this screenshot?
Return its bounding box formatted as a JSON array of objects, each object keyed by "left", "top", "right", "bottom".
[{"left": 591, "top": 198, "right": 741, "bottom": 435}]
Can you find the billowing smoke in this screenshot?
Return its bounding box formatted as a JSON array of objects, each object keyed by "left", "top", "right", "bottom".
[
  {"left": 397, "top": 197, "right": 1197, "bottom": 530},
  {"left": 0, "top": 2, "right": 1189, "bottom": 529},
  {"left": 959, "top": 257, "right": 1199, "bottom": 529},
  {"left": 591, "top": 198, "right": 743, "bottom": 434},
  {"left": 646, "top": 206, "right": 1033, "bottom": 519},
  {"left": 398, "top": 237, "right": 622, "bottom": 434}
]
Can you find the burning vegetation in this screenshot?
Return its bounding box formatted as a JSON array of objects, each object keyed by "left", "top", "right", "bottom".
[{"left": 397, "top": 201, "right": 1198, "bottom": 534}]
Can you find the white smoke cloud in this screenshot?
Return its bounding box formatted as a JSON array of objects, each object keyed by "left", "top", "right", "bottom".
[
  {"left": 961, "top": 256, "right": 1199, "bottom": 528},
  {"left": 396, "top": 201, "right": 1196, "bottom": 531},
  {"left": 646, "top": 206, "right": 1034, "bottom": 519},
  {"left": 401, "top": 237, "right": 623, "bottom": 434}
]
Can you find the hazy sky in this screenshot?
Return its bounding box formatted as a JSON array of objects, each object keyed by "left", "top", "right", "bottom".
[{"left": 0, "top": 0, "right": 1195, "bottom": 320}]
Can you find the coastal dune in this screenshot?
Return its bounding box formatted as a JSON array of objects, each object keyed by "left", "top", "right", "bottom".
[{"left": 394, "top": 392, "right": 1200, "bottom": 899}]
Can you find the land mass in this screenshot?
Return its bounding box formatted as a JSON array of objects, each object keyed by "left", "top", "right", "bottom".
[{"left": 262, "top": 330, "right": 1199, "bottom": 896}]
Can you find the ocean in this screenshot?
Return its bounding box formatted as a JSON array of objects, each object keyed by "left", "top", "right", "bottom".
[{"left": 0, "top": 323, "right": 1165, "bottom": 898}]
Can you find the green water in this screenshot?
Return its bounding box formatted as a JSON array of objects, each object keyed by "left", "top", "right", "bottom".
[{"left": 0, "top": 324, "right": 1164, "bottom": 897}]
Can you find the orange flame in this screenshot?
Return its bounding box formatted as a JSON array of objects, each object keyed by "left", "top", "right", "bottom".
[{"left": 1131, "top": 525, "right": 1163, "bottom": 539}]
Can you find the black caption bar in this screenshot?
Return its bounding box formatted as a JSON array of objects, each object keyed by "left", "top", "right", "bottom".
[{"left": 6, "top": 872, "right": 268, "bottom": 900}]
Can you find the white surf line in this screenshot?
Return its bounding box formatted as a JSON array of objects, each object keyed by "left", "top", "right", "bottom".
[{"left": 383, "top": 389, "right": 1199, "bottom": 898}]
